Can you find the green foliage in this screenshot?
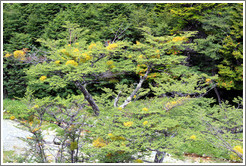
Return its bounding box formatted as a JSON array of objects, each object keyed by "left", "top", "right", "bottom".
[
  {"left": 3, "top": 56, "right": 29, "bottom": 98},
  {"left": 194, "top": 3, "right": 243, "bottom": 90},
  {"left": 4, "top": 33, "right": 33, "bottom": 52},
  {"left": 202, "top": 97, "right": 243, "bottom": 159},
  {"left": 3, "top": 99, "right": 29, "bottom": 120},
  {"left": 179, "top": 140, "right": 230, "bottom": 159}
]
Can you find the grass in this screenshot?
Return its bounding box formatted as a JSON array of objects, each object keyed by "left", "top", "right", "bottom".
[{"left": 3, "top": 98, "right": 29, "bottom": 120}]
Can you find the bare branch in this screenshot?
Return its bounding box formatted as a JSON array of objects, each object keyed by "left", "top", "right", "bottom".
[
  {"left": 114, "top": 91, "right": 121, "bottom": 107},
  {"left": 119, "top": 65, "right": 151, "bottom": 108}
]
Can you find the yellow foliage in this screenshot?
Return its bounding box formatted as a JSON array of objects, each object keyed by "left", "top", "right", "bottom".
[
  {"left": 171, "top": 101, "right": 177, "bottom": 105},
  {"left": 118, "top": 136, "right": 126, "bottom": 140},
  {"left": 75, "top": 42, "right": 79, "bottom": 45},
  {"left": 106, "top": 43, "right": 118, "bottom": 50},
  {"left": 134, "top": 159, "right": 143, "bottom": 163},
  {"left": 80, "top": 53, "right": 92, "bottom": 62},
  {"left": 13, "top": 50, "right": 25, "bottom": 59},
  {"left": 82, "top": 53, "right": 88, "bottom": 57},
  {"left": 206, "top": 78, "right": 211, "bottom": 83},
  {"left": 92, "top": 138, "right": 106, "bottom": 148},
  {"left": 66, "top": 60, "right": 78, "bottom": 67},
  {"left": 133, "top": 95, "right": 136, "bottom": 99},
  {"left": 230, "top": 145, "right": 243, "bottom": 162},
  {"left": 60, "top": 49, "right": 67, "bottom": 54},
  {"left": 68, "top": 44, "right": 71, "bottom": 47},
  {"left": 233, "top": 145, "right": 243, "bottom": 154},
  {"left": 40, "top": 76, "right": 47, "bottom": 81},
  {"left": 32, "top": 105, "right": 39, "bottom": 109},
  {"left": 143, "top": 121, "right": 148, "bottom": 125},
  {"left": 88, "top": 43, "right": 96, "bottom": 49},
  {"left": 106, "top": 60, "right": 114, "bottom": 66},
  {"left": 60, "top": 49, "right": 70, "bottom": 56},
  {"left": 136, "top": 64, "right": 147, "bottom": 75},
  {"left": 172, "top": 36, "right": 186, "bottom": 42},
  {"left": 54, "top": 60, "right": 60, "bottom": 65},
  {"left": 85, "top": 55, "right": 92, "bottom": 61},
  {"left": 123, "top": 121, "right": 133, "bottom": 127},
  {"left": 110, "top": 135, "right": 126, "bottom": 141},
  {"left": 10, "top": 116, "right": 15, "bottom": 120},
  {"left": 73, "top": 48, "right": 79, "bottom": 52},
  {"left": 165, "top": 102, "right": 171, "bottom": 109},
  {"left": 165, "top": 97, "right": 190, "bottom": 111},
  {"left": 230, "top": 154, "right": 238, "bottom": 161},
  {"left": 142, "top": 107, "right": 148, "bottom": 111},
  {"left": 32, "top": 128, "right": 40, "bottom": 133},
  {"left": 156, "top": 50, "right": 160, "bottom": 53},
  {"left": 190, "top": 135, "right": 196, "bottom": 140},
  {"left": 138, "top": 55, "right": 144, "bottom": 59},
  {"left": 136, "top": 41, "right": 141, "bottom": 45},
  {"left": 118, "top": 107, "right": 123, "bottom": 110},
  {"left": 5, "top": 53, "right": 12, "bottom": 58}
]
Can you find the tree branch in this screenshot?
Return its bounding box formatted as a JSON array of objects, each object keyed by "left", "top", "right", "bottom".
[
  {"left": 90, "top": 53, "right": 106, "bottom": 67},
  {"left": 74, "top": 81, "right": 100, "bottom": 116},
  {"left": 119, "top": 65, "right": 151, "bottom": 108},
  {"left": 114, "top": 91, "right": 121, "bottom": 107}
]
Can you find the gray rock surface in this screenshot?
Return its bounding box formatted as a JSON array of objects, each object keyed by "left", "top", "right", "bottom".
[{"left": 2, "top": 119, "right": 31, "bottom": 153}]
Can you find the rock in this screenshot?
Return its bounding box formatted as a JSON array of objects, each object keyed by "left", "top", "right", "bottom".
[{"left": 2, "top": 119, "right": 32, "bottom": 154}]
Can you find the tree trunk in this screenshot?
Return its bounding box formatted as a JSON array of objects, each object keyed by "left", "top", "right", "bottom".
[
  {"left": 75, "top": 81, "right": 100, "bottom": 116},
  {"left": 154, "top": 151, "right": 166, "bottom": 163},
  {"left": 214, "top": 86, "right": 222, "bottom": 104}
]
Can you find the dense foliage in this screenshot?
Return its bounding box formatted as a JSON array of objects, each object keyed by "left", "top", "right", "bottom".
[
  {"left": 3, "top": 3, "right": 243, "bottom": 101},
  {"left": 3, "top": 2, "right": 243, "bottom": 163}
]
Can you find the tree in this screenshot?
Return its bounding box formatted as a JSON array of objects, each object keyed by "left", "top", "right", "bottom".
[{"left": 21, "top": 24, "right": 226, "bottom": 163}]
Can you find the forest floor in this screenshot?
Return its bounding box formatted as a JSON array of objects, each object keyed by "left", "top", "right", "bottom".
[{"left": 2, "top": 119, "right": 233, "bottom": 163}]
